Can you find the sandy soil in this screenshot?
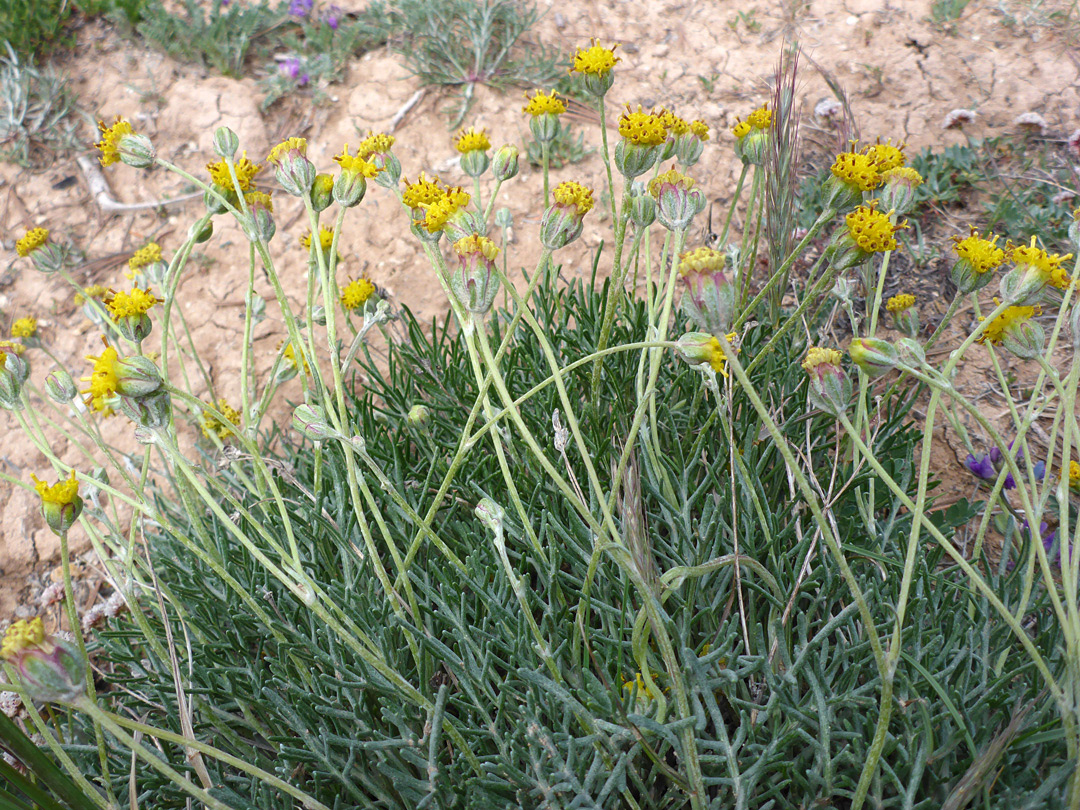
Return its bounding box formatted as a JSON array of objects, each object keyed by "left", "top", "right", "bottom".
[{"left": 2, "top": 0, "right": 1078, "bottom": 617}]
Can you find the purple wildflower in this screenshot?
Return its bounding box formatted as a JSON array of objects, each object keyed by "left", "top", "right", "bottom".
[
  {"left": 289, "top": 0, "right": 314, "bottom": 17},
  {"left": 323, "top": 4, "right": 342, "bottom": 28},
  {"left": 281, "top": 57, "right": 301, "bottom": 79},
  {"left": 966, "top": 453, "right": 995, "bottom": 480},
  {"left": 969, "top": 441, "right": 1045, "bottom": 490}
]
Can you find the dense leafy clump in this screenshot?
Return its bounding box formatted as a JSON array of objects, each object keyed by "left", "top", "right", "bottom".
[{"left": 62, "top": 272, "right": 1067, "bottom": 808}]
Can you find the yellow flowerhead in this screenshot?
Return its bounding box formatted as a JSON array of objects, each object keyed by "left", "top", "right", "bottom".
[
  {"left": 454, "top": 127, "right": 490, "bottom": 154},
  {"left": 571, "top": 40, "right": 620, "bottom": 75},
  {"left": 334, "top": 144, "right": 382, "bottom": 177},
  {"left": 95, "top": 117, "right": 134, "bottom": 167},
  {"left": 0, "top": 340, "right": 24, "bottom": 357},
  {"left": 11, "top": 317, "right": 37, "bottom": 338},
  {"left": 281, "top": 341, "right": 309, "bottom": 374},
  {"left": 952, "top": 229, "right": 1005, "bottom": 274},
  {"left": 201, "top": 399, "right": 241, "bottom": 441},
  {"left": 453, "top": 233, "right": 499, "bottom": 261},
  {"left": 1008, "top": 236, "right": 1074, "bottom": 291},
  {"left": 1069, "top": 460, "right": 1080, "bottom": 489},
  {"left": 402, "top": 173, "right": 444, "bottom": 210},
  {"left": 690, "top": 120, "right": 710, "bottom": 141},
  {"left": 523, "top": 89, "right": 566, "bottom": 117},
  {"left": 881, "top": 166, "right": 922, "bottom": 185},
  {"left": 659, "top": 110, "right": 690, "bottom": 135},
  {"left": 31, "top": 471, "right": 79, "bottom": 506},
  {"left": 16, "top": 228, "right": 49, "bottom": 257},
  {"left": 618, "top": 106, "right": 668, "bottom": 146},
  {"left": 356, "top": 132, "right": 395, "bottom": 158},
  {"left": 802, "top": 346, "right": 844, "bottom": 373},
  {"left": 866, "top": 141, "right": 906, "bottom": 171},
  {"left": 422, "top": 188, "right": 470, "bottom": 233},
  {"left": 206, "top": 153, "right": 262, "bottom": 193},
  {"left": 552, "top": 181, "right": 595, "bottom": 216},
  {"left": 886, "top": 293, "right": 915, "bottom": 314},
  {"left": 301, "top": 227, "right": 335, "bottom": 250},
  {"left": 266, "top": 137, "right": 307, "bottom": 166},
  {"left": 81, "top": 345, "right": 121, "bottom": 413},
  {"left": 648, "top": 168, "right": 694, "bottom": 198},
  {"left": 340, "top": 278, "right": 376, "bottom": 310},
  {"left": 244, "top": 191, "right": 274, "bottom": 212},
  {"left": 680, "top": 246, "right": 725, "bottom": 275},
  {"left": 127, "top": 242, "right": 163, "bottom": 273},
  {"left": 976, "top": 298, "right": 1039, "bottom": 345},
  {"left": 732, "top": 106, "right": 772, "bottom": 139},
  {"left": 1, "top": 617, "right": 46, "bottom": 660},
  {"left": 845, "top": 205, "right": 904, "bottom": 253},
  {"left": 106, "top": 287, "right": 160, "bottom": 320},
  {"left": 831, "top": 149, "right": 882, "bottom": 192},
  {"left": 75, "top": 285, "right": 108, "bottom": 305}
]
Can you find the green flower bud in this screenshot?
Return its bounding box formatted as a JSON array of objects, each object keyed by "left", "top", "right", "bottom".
[
  {"left": 1, "top": 618, "right": 85, "bottom": 703},
  {"left": 0, "top": 361, "right": 23, "bottom": 410},
  {"left": 877, "top": 167, "right": 923, "bottom": 216},
  {"left": 45, "top": 369, "right": 78, "bottom": 403},
  {"left": 31, "top": 471, "right": 83, "bottom": 536},
  {"left": 267, "top": 138, "right": 316, "bottom": 197},
  {"left": 450, "top": 235, "right": 500, "bottom": 315},
  {"left": 118, "top": 389, "right": 171, "bottom": 429},
  {"left": 407, "top": 404, "right": 431, "bottom": 426},
  {"left": 293, "top": 403, "right": 337, "bottom": 442},
  {"left": 311, "top": 173, "right": 334, "bottom": 213},
  {"left": 540, "top": 181, "right": 594, "bottom": 250},
  {"left": 802, "top": 347, "right": 851, "bottom": 417},
  {"left": 118, "top": 133, "right": 155, "bottom": 169},
  {"left": 30, "top": 242, "right": 67, "bottom": 275},
  {"left": 679, "top": 247, "right": 734, "bottom": 335},
  {"left": 1001, "top": 316, "right": 1045, "bottom": 359},
  {"left": 460, "top": 149, "right": 490, "bottom": 179},
  {"left": 332, "top": 171, "right": 368, "bottom": 209},
  {"left": 113, "top": 355, "right": 162, "bottom": 398},
  {"left": 191, "top": 218, "right": 214, "bottom": 243},
  {"left": 847, "top": 337, "right": 898, "bottom": 377},
  {"left": 475, "top": 497, "right": 505, "bottom": 535},
  {"left": 630, "top": 188, "right": 657, "bottom": 230},
  {"left": 649, "top": 168, "right": 699, "bottom": 232},
  {"left": 492, "top": 145, "right": 520, "bottom": 181},
  {"left": 213, "top": 126, "right": 240, "bottom": 159},
  {"left": 614, "top": 140, "right": 662, "bottom": 180}
]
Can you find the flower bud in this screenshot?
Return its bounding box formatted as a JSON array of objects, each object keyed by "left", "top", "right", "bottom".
[
  {"left": 450, "top": 235, "right": 500, "bottom": 315},
  {"left": 528, "top": 112, "right": 561, "bottom": 144},
  {"left": 848, "top": 337, "right": 898, "bottom": 377},
  {"left": 117, "top": 133, "right": 155, "bottom": 169},
  {"left": 266, "top": 137, "right": 316, "bottom": 197},
  {"left": 649, "top": 168, "right": 698, "bottom": 231},
  {"left": 407, "top": 404, "right": 431, "bottom": 426},
  {"left": 1, "top": 618, "right": 85, "bottom": 703},
  {"left": 372, "top": 153, "right": 402, "bottom": 189},
  {"left": 679, "top": 247, "right": 734, "bottom": 335},
  {"left": 475, "top": 497, "right": 505, "bottom": 535},
  {"left": 311, "top": 173, "right": 334, "bottom": 213},
  {"left": 113, "top": 355, "right": 163, "bottom": 398},
  {"left": 540, "top": 181, "right": 594, "bottom": 250},
  {"left": 31, "top": 471, "right": 82, "bottom": 535},
  {"left": 1069, "top": 207, "right": 1080, "bottom": 248},
  {"left": 242, "top": 192, "right": 275, "bottom": 242},
  {"left": 492, "top": 145, "right": 519, "bottom": 181},
  {"left": 460, "top": 149, "right": 490, "bottom": 179},
  {"left": 0, "top": 362, "right": 22, "bottom": 410},
  {"left": 885, "top": 294, "right": 919, "bottom": 338},
  {"left": 213, "top": 126, "right": 240, "bottom": 159},
  {"left": 802, "top": 347, "right": 851, "bottom": 417},
  {"left": 494, "top": 207, "right": 513, "bottom": 230},
  {"left": 333, "top": 171, "right": 367, "bottom": 209},
  {"left": 191, "top": 218, "right": 214, "bottom": 243},
  {"left": 30, "top": 242, "right": 67, "bottom": 274},
  {"left": 614, "top": 139, "right": 662, "bottom": 180},
  {"left": 0, "top": 347, "right": 29, "bottom": 385},
  {"left": 877, "top": 167, "right": 923, "bottom": 215},
  {"left": 674, "top": 121, "right": 709, "bottom": 167},
  {"left": 1001, "top": 316, "right": 1045, "bottom": 359},
  {"left": 675, "top": 332, "right": 732, "bottom": 376},
  {"left": 455, "top": 127, "right": 491, "bottom": 178},
  {"left": 894, "top": 337, "right": 926, "bottom": 368},
  {"left": 630, "top": 187, "right": 657, "bottom": 230},
  {"left": 204, "top": 189, "right": 229, "bottom": 216},
  {"left": 293, "top": 403, "right": 338, "bottom": 442},
  {"left": 118, "top": 388, "right": 171, "bottom": 429},
  {"left": 45, "top": 369, "right": 78, "bottom": 403}
]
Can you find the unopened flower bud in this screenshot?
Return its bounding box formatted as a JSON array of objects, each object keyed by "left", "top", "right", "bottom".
[
  {"left": 243, "top": 192, "right": 275, "bottom": 242},
  {"left": 204, "top": 189, "right": 229, "bottom": 216},
  {"left": 1, "top": 618, "right": 85, "bottom": 703},
  {"left": 113, "top": 355, "right": 162, "bottom": 398},
  {"left": 614, "top": 139, "right": 663, "bottom": 180},
  {"left": 675, "top": 332, "right": 733, "bottom": 376},
  {"left": 292, "top": 403, "right": 337, "bottom": 442},
  {"left": 310, "top": 173, "right": 334, "bottom": 213},
  {"left": 877, "top": 167, "right": 923, "bottom": 215},
  {"left": 802, "top": 347, "right": 851, "bottom": 417},
  {"left": 649, "top": 167, "right": 698, "bottom": 231},
  {"left": 630, "top": 187, "right": 656, "bottom": 230},
  {"left": 475, "top": 497, "right": 505, "bottom": 535},
  {"left": 492, "top": 145, "right": 519, "bottom": 181},
  {"left": 118, "top": 388, "right": 171, "bottom": 429},
  {"left": 679, "top": 247, "right": 734, "bottom": 335},
  {"left": 450, "top": 235, "right": 500, "bottom": 315},
  {"left": 540, "top": 181, "right": 594, "bottom": 250},
  {"left": 407, "top": 404, "right": 431, "bottom": 426},
  {"left": 848, "top": 337, "right": 898, "bottom": 377},
  {"left": 1001, "top": 316, "right": 1045, "bottom": 359},
  {"left": 213, "top": 126, "right": 240, "bottom": 159},
  {"left": 266, "top": 137, "right": 316, "bottom": 197},
  {"left": 31, "top": 471, "right": 83, "bottom": 536},
  {"left": 894, "top": 337, "right": 926, "bottom": 368},
  {"left": 30, "top": 242, "right": 67, "bottom": 275},
  {"left": 45, "top": 369, "right": 78, "bottom": 403},
  {"left": 191, "top": 218, "right": 214, "bottom": 243},
  {"left": 118, "top": 133, "right": 155, "bottom": 169},
  {"left": 0, "top": 356, "right": 23, "bottom": 410}
]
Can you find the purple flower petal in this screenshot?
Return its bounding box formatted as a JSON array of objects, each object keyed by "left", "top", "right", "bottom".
[{"left": 965, "top": 453, "right": 995, "bottom": 480}]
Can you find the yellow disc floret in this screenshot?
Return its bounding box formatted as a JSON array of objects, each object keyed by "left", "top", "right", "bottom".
[
  {"left": 266, "top": 137, "right": 307, "bottom": 165},
  {"left": 422, "top": 188, "right": 470, "bottom": 233},
  {"left": 106, "top": 287, "right": 160, "bottom": 320},
  {"left": 1069, "top": 460, "right": 1080, "bottom": 488},
  {"left": 207, "top": 153, "right": 262, "bottom": 192},
  {"left": 334, "top": 144, "right": 382, "bottom": 177},
  {"left": 649, "top": 168, "right": 694, "bottom": 197},
  {"left": 340, "top": 278, "right": 376, "bottom": 310},
  {"left": 831, "top": 149, "right": 882, "bottom": 192},
  {"left": 95, "top": 118, "right": 134, "bottom": 167},
  {"left": 454, "top": 127, "right": 490, "bottom": 154},
  {"left": 201, "top": 399, "right": 241, "bottom": 441},
  {"left": 523, "top": 89, "right": 567, "bottom": 116},
  {"left": 31, "top": 471, "right": 79, "bottom": 506},
  {"left": 402, "top": 173, "right": 444, "bottom": 210},
  {"left": 301, "top": 227, "right": 335, "bottom": 250},
  {"left": 552, "top": 181, "right": 595, "bottom": 216},
  {"left": 690, "top": 120, "right": 710, "bottom": 141},
  {"left": 2, "top": 617, "right": 46, "bottom": 659},
  {"left": 128, "top": 242, "right": 163, "bottom": 272},
  {"left": 680, "top": 247, "right": 725, "bottom": 275},
  {"left": 881, "top": 167, "right": 922, "bottom": 185},
  {"left": 886, "top": 293, "right": 915, "bottom": 313},
  {"left": 571, "top": 40, "right": 620, "bottom": 75},
  {"left": 81, "top": 345, "right": 121, "bottom": 413},
  {"left": 953, "top": 229, "right": 1005, "bottom": 274},
  {"left": 845, "top": 205, "right": 903, "bottom": 253},
  {"left": 453, "top": 234, "right": 499, "bottom": 261},
  {"left": 1008, "top": 236, "right": 1074, "bottom": 291},
  {"left": 16, "top": 228, "right": 49, "bottom": 257},
  {"left": 618, "top": 107, "right": 668, "bottom": 146},
  {"left": 244, "top": 191, "right": 274, "bottom": 211},
  {"left": 866, "top": 141, "right": 906, "bottom": 171},
  {"left": 357, "top": 132, "right": 395, "bottom": 158},
  {"left": 802, "top": 346, "right": 843, "bottom": 372},
  {"left": 75, "top": 285, "right": 108, "bottom": 305},
  {"left": 11, "top": 317, "right": 37, "bottom": 338}
]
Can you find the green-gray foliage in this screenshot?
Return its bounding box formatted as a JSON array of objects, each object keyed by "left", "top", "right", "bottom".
[
  {"left": 0, "top": 45, "right": 81, "bottom": 167},
  {"left": 48, "top": 271, "right": 1069, "bottom": 808}
]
